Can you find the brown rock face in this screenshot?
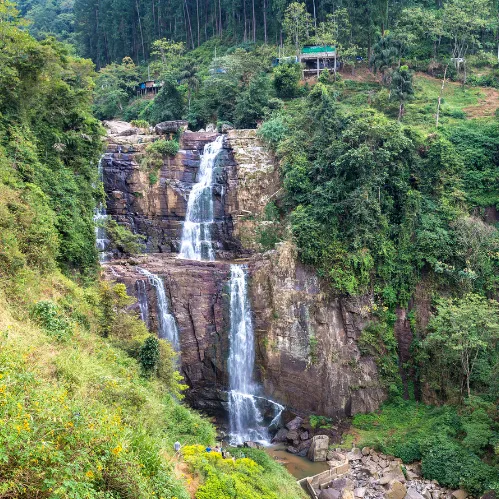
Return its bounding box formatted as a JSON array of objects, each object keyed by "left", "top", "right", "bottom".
[
  {"left": 103, "top": 255, "right": 232, "bottom": 414},
  {"left": 249, "top": 242, "right": 386, "bottom": 418},
  {"left": 103, "top": 127, "right": 240, "bottom": 256}
]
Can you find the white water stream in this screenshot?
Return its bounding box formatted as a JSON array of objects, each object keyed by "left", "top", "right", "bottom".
[
  {"left": 228, "top": 264, "right": 283, "bottom": 445},
  {"left": 178, "top": 135, "right": 224, "bottom": 260},
  {"left": 138, "top": 268, "right": 180, "bottom": 352}
]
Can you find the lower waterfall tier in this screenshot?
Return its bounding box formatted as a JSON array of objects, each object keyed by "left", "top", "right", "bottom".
[{"left": 103, "top": 245, "right": 385, "bottom": 421}]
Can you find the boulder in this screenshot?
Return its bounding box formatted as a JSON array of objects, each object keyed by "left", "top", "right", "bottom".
[
  {"left": 154, "top": 120, "right": 188, "bottom": 134},
  {"left": 287, "top": 429, "right": 299, "bottom": 443},
  {"left": 347, "top": 448, "right": 363, "bottom": 461},
  {"left": 361, "top": 447, "right": 371, "bottom": 456},
  {"left": 271, "top": 428, "right": 288, "bottom": 443},
  {"left": 205, "top": 123, "right": 217, "bottom": 132},
  {"left": 355, "top": 488, "right": 367, "bottom": 498},
  {"left": 307, "top": 435, "right": 330, "bottom": 462},
  {"left": 300, "top": 430, "right": 310, "bottom": 440},
  {"left": 452, "top": 491, "right": 467, "bottom": 499},
  {"left": 327, "top": 450, "right": 346, "bottom": 461},
  {"left": 286, "top": 416, "right": 304, "bottom": 431},
  {"left": 386, "top": 480, "right": 407, "bottom": 499},
  {"left": 221, "top": 123, "right": 234, "bottom": 133},
  {"left": 287, "top": 446, "right": 298, "bottom": 454},
  {"left": 320, "top": 490, "right": 342, "bottom": 499},
  {"left": 405, "top": 488, "right": 425, "bottom": 499}
]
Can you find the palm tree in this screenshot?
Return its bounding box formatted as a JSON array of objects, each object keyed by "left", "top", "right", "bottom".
[
  {"left": 180, "top": 61, "right": 200, "bottom": 111},
  {"left": 390, "top": 66, "right": 414, "bottom": 121}
]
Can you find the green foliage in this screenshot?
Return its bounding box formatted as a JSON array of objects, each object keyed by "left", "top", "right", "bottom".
[
  {"left": 105, "top": 219, "right": 146, "bottom": 256},
  {"left": 139, "top": 335, "right": 160, "bottom": 376},
  {"left": 140, "top": 80, "right": 185, "bottom": 125},
  {"left": 182, "top": 445, "right": 306, "bottom": 499},
  {"left": 309, "top": 415, "right": 333, "bottom": 429},
  {"left": 131, "top": 119, "right": 150, "bottom": 128},
  {"left": 351, "top": 401, "right": 498, "bottom": 495},
  {"left": 31, "top": 300, "right": 73, "bottom": 340},
  {"left": 147, "top": 139, "right": 180, "bottom": 157},
  {"left": 257, "top": 116, "right": 289, "bottom": 150},
  {"left": 422, "top": 294, "right": 499, "bottom": 399},
  {"left": 273, "top": 63, "right": 301, "bottom": 99},
  {"left": 234, "top": 73, "right": 272, "bottom": 128}
]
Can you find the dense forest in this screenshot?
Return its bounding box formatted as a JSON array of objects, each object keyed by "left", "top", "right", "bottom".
[{"left": 2, "top": 0, "right": 499, "bottom": 496}]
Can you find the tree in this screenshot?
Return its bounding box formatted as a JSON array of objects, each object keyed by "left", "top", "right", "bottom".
[
  {"left": 424, "top": 294, "right": 499, "bottom": 398},
  {"left": 442, "top": 0, "right": 491, "bottom": 81},
  {"left": 273, "top": 62, "right": 300, "bottom": 98},
  {"left": 390, "top": 65, "right": 414, "bottom": 121},
  {"left": 370, "top": 34, "right": 404, "bottom": 86},
  {"left": 234, "top": 72, "right": 271, "bottom": 128},
  {"left": 283, "top": 2, "right": 312, "bottom": 55}
]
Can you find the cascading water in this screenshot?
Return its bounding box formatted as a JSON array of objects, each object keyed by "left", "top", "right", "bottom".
[
  {"left": 136, "top": 280, "right": 150, "bottom": 329},
  {"left": 178, "top": 135, "right": 224, "bottom": 261},
  {"left": 228, "top": 264, "right": 283, "bottom": 445},
  {"left": 94, "top": 156, "right": 109, "bottom": 262},
  {"left": 138, "top": 268, "right": 180, "bottom": 352}
]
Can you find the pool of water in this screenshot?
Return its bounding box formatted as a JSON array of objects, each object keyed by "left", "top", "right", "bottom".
[{"left": 264, "top": 444, "right": 329, "bottom": 480}]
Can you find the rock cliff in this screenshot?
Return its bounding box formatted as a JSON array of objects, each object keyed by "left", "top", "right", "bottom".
[
  {"left": 101, "top": 122, "right": 385, "bottom": 421},
  {"left": 250, "top": 243, "right": 386, "bottom": 418}
]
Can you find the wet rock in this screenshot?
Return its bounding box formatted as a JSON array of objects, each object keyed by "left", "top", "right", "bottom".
[
  {"left": 287, "top": 446, "right": 298, "bottom": 454},
  {"left": 308, "top": 435, "right": 329, "bottom": 462},
  {"left": 243, "top": 441, "right": 261, "bottom": 449},
  {"left": 271, "top": 428, "right": 288, "bottom": 443},
  {"left": 286, "top": 429, "right": 299, "bottom": 443},
  {"left": 286, "top": 416, "right": 303, "bottom": 431},
  {"left": 452, "top": 491, "right": 467, "bottom": 499},
  {"left": 300, "top": 430, "right": 310, "bottom": 440}
]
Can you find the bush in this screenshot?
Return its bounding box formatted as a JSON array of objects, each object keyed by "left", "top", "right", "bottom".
[
  {"left": 105, "top": 219, "right": 145, "bottom": 256},
  {"left": 31, "top": 300, "right": 73, "bottom": 340},
  {"left": 139, "top": 335, "right": 160, "bottom": 376},
  {"left": 131, "top": 119, "right": 150, "bottom": 128},
  {"left": 147, "top": 139, "right": 180, "bottom": 157},
  {"left": 273, "top": 63, "right": 301, "bottom": 99},
  {"left": 257, "top": 116, "right": 289, "bottom": 150}
]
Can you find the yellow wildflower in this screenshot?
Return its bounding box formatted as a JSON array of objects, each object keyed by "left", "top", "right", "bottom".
[
  {"left": 85, "top": 470, "right": 94, "bottom": 479},
  {"left": 111, "top": 445, "right": 122, "bottom": 455}
]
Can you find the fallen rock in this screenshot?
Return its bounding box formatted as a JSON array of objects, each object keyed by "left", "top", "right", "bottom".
[
  {"left": 286, "top": 416, "right": 304, "bottom": 431},
  {"left": 386, "top": 480, "right": 407, "bottom": 499},
  {"left": 287, "top": 429, "right": 299, "bottom": 442},
  {"left": 361, "top": 447, "right": 371, "bottom": 456},
  {"left": 330, "top": 477, "right": 355, "bottom": 491},
  {"left": 308, "top": 435, "right": 330, "bottom": 462},
  {"left": 452, "top": 490, "right": 467, "bottom": 499},
  {"left": 300, "top": 430, "right": 310, "bottom": 440},
  {"left": 405, "top": 487, "right": 425, "bottom": 499},
  {"left": 347, "top": 448, "right": 363, "bottom": 461},
  {"left": 271, "top": 428, "right": 288, "bottom": 443},
  {"left": 243, "top": 441, "right": 261, "bottom": 449},
  {"left": 355, "top": 487, "right": 367, "bottom": 498},
  {"left": 154, "top": 120, "right": 188, "bottom": 135},
  {"left": 205, "top": 123, "right": 217, "bottom": 132},
  {"left": 328, "top": 450, "right": 346, "bottom": 461},
  {"left": 320, "top": 490, "right": 342, "bottom": 499},
  {"left": 287, "top": 446, "right": 298, "bottom": 454}
]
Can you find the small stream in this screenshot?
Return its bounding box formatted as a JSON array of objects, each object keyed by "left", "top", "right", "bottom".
[{"left": 265, "top": 444, "right": 329, "bottom": 480}]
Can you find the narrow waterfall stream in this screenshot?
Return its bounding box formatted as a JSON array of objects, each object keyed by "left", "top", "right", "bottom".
[
  {"left": 94, "top": 156, "right": 109, "bottom": 262},
  {"left": 138, "top": 268, "right": 180, "bottom": 351},
  {"left": 178, "top": 135, "right": 224, "bottom": 260},
  {"left": 228, "top": 265, "right": 283, "bottom": 445},
  {"left": 136, "top": 279, "right": 150, "bottom": 329}
]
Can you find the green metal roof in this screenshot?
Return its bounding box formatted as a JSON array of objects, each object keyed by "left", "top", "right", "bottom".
[{"left": 302, "top": 45, "right": 336, "bottom": 54}]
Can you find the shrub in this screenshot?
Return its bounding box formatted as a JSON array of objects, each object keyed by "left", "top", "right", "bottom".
[
  {"left": 257, "top": 116, "right": 289, "bottom": 150},
  {"left": 131, "top": 119, "right": 150, "bottom": 128},
  {"left": 139, "top": 335, "right": 160, "bottom": 376},
  {"left": 31, "top": 300, "right": 73, "bottom": 340},
  {"left": 105, "top": 219, "right": 145, "bottom": 256},
  {"left": 147, "top": 139, "right": 180, "bottom": 157},
  {"left": 273, "top": 63, "right": 301, "bottom": 99}
]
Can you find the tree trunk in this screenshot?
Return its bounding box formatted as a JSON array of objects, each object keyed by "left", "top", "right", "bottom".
[
  {"left": 252, "top": 0, "right": 256, "bottom": 42},
  {"left": 436, "top": 64, "right": 448, "bottom": 128},
  {"left": 263, "top": 0, "right": 267, "bottom": 44},
  {"left": 196, "top": 0, "right": 200, "bottom": 45},
  {"left": 135, "top": 0, "right": 146, "bottom": 63}
]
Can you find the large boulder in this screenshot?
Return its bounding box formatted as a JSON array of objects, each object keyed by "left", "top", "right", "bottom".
[
  {"left": 347, "top": 448, "right": 363, "bottom": 461},
  {"left": 320, "top": 490, "right": 342, "bottom": 499},
  {"left": 286, "top": 416, "right": 304, "bottom": 431},
  {"left": 272, "top": 428, "right": 288, "bottom": 443},
  {"left": 405, "top": 488, "right": 425, "bottom": 499},
  {"left": 154, "top": 120, "right": 188, "bottom": 135},
  {"left": 385, "top": 480, "right": 407, "bottom": 499},
  {"left": 307, "top": 435, "right": 330, "bottom": 462}
]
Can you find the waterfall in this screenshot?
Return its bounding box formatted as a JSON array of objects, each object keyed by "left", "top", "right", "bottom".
[
  {"left": 137, "top": 268, "right": 180, "bottom": 352},
  {"left": 94, "top": 156, "right": 109, "bottom": 262},
  {"left": 136, "top": 280, "right": 150, "bottom": 329},
  {"left": 178, "top": 135, "right": 224, "bottom": 261},
  {"left": 228, "top": 265, "right": 283, "bottom": 445}
]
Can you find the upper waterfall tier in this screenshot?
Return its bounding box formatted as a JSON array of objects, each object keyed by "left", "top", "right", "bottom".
[{"left": 179, "top": 135, "right": 225, "bottom": 260}]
